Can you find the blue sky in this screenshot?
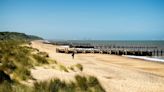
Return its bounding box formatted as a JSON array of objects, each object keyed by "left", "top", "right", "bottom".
[{"left": 0, "top": 0, "right": 164, "bottom": 40}]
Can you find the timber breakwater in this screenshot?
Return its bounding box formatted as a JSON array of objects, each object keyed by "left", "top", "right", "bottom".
[{"left": 45, "top": 40, "right": 164, "bottom": 56}]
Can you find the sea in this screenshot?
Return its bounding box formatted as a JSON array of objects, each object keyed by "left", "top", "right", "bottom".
[{"left": 49, "top": 40, "right": 164, "bottom": 49}]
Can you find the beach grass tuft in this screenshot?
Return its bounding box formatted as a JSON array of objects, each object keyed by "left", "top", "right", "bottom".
[
  {"left": 33, "top": 75, "right": 105, "bottom": 92},
  {"left": 59, "top": 65, "right": 69, "bottom": 72},
  {"left": 75, "top": 64, "right": 83, "bottom": 71}
]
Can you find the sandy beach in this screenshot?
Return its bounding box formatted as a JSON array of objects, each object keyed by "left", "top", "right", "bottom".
[{"left": 31, "top": 40, "right": 164, "bottom": 92}]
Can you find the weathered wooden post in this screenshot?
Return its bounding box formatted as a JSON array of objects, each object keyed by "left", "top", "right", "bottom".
[
  {"left": 140, "top": 50, "right": 143, "bottom": 56},
  {"left": 65, "top": 48, "right": 68, "bottom": 53},
  {"left": 83, "top": 50, "right": 86, "bottom": 53},
  {"left": 91, "top": 50, "right": 94, "bottom": 53},
  {"left": 124, "top": 50, "right": 127, "bottom": 55},
  {"left": 132, "top": 50, "right": 135, "bottom": 55},
  {"left": 117, "top": 50, "right": 119, "bottom": 55},
  {"left": 153, "top": 49, "right": 156, "bottom": 56},
  {"left": 56, "top": 48, "right": 59, "bottom": 53},
  {"left": 109, "top": 50, "right": 111, "bottom": 54},
  {"left": 100, "top": 50, "right": 103, "bottom": 54}
]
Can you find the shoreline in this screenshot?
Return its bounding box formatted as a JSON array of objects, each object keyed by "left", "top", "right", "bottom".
[{"left": 123, "top": 55, "right": 164, "bottom": 63}]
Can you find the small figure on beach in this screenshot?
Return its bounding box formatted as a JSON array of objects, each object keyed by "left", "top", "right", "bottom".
[{"left": 72, "top": 51, "right": 75, "bottom": 59}]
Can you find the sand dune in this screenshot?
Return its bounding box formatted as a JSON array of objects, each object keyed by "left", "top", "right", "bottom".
[{"left": 31, "top": 40, "right": 164, "bottom": 92}]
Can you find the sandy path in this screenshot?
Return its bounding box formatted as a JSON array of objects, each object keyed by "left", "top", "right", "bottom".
[{"left": 31, "top": 40, "right": 164, "bottom": 92}]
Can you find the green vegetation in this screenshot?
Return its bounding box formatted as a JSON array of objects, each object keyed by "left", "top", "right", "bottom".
[
  {"left": 69, "top": 66, "right": 75, "bottom": 71},
  {"left": 58, "top": 63, "right": 83, "bottom": 72},
  {"left": 0, "top": 81, "right": 12, "bottom": 92},
  {"left": 0, "top": 32, "right": 42, "bottom": 41},
  {"left": 33, "top": 54, "right": 48, "bottom": 64},
  {"left": 75, "top": 64, "right": 83, "bottom": 71},
  {"left": 0, "top": 75, "right": 105, "bottom": 92},
  {"left": 59, "top": 65, "right": 69, "bottom": 72},
  {"left": 0, "top": 40, "right": 49, "bottom": 81},
  {"left": 68, "top": 63, "right": 83, "bottom": 72},
  {"left": 37, "top": 52, "right": 49, "bottom": 58},
  {"left": 0, "top": 32, "right": 46, "bottom": 81},
  {"left": 33, "top": 75, "right": 105, "bottom": 92},
  {"left": 0, "top": 81, "right": 33, "bottom": 92}
]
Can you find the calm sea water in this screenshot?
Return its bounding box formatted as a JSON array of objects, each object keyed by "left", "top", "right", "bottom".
[{"left": 49, "top": 40, "right": 164, "bottom": 49}]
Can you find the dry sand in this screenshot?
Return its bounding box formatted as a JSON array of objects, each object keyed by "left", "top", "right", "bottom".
[{"left": 31, "top": 40, "right": 164, "bottom": 92}]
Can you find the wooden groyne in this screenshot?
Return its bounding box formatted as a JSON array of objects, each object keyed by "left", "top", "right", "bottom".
[{"left": 56, "top": 47, "right": 163, "bottom": 56}]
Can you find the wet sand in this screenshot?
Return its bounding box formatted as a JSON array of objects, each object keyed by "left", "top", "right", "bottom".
[{"left": 31, "top": 40, "right": 164, "bottom": 92}]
